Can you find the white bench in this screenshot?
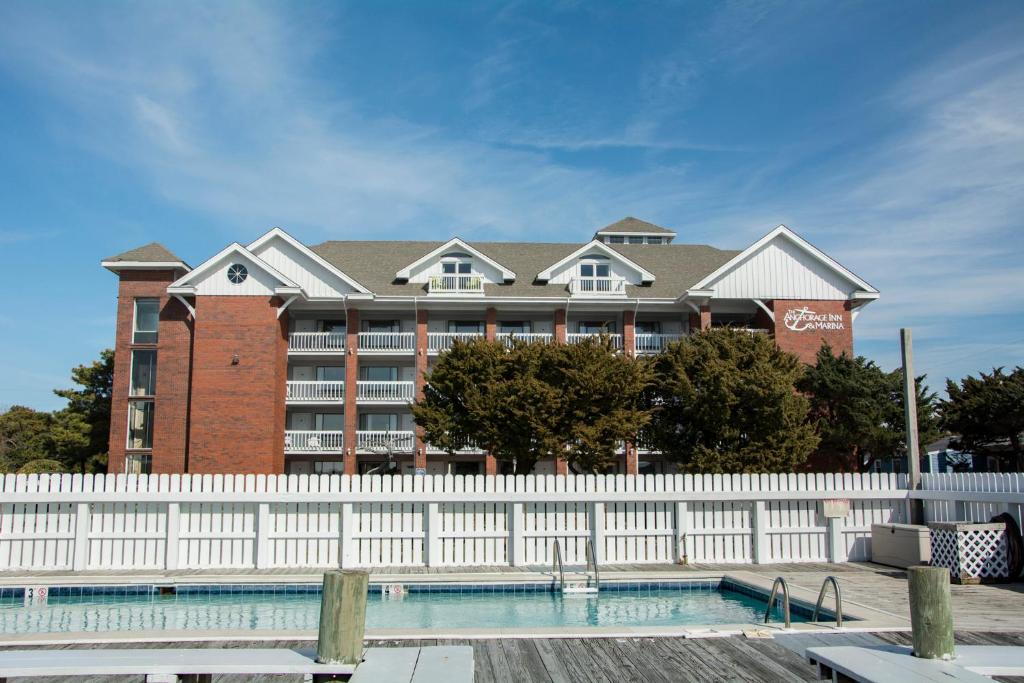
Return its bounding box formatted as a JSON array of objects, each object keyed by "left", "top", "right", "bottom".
[
  {"left": 806, "top": 644, "right": 1024, "bottom": 683},
  {"left": 0, "top": 645, "right": 474, "bottom": 683}
]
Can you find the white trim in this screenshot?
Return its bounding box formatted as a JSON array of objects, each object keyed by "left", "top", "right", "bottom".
[
  {"left": 247, "top": 227, "right": 371, "bottom": 294},
  {"left": 278, "top": 295, "right": 299, "bottom": 319},
  {"left": 102, "top": 261, "right": 191, "bottom": 273},
  {"left": 395, "top": 238, "right": 516, "bottom": 281},
  {"left": 692, "top": 225, "right": 879, "bottom": 296},
  {"left": 131, "top": 298, "right": 160, "bottom": 344},
  {"left": 536, "top": 240, "right": 656, "bottom": 283},
  {"left": 171, "top": 294, "right": 195, "bottom": 318},
  {"left": 752, "top": 299, "right": 774, "bottom": 322},
  {"left": 167, "top": 243, "right": 302, "bottom": 293}
]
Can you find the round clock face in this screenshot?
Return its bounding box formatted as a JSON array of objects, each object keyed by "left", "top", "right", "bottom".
[{"left": 227, "top": 263, "right": 248, "bottom": 284}]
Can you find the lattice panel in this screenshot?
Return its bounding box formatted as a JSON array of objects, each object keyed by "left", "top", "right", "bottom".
[{"left": 930, "top": 526, "right": 1009, "bottom": 580}]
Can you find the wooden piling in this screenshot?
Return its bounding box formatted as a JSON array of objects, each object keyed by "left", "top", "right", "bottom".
[
  {"left": 908, "top": 566, "right": 955, "bottom": 659},
  {"left": 316, "top": 570, "right": 369, "bottom": 667}
]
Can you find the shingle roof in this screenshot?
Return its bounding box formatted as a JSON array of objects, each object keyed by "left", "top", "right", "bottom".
[
  {"left": 103, "top": 242, "right": 185, "bottom": 264},
  {"left": 311, "top": 240, "right": 739, "bottom": 299},
  {"left": 594, "top": 217, "right": 676, "bottom": 235}
]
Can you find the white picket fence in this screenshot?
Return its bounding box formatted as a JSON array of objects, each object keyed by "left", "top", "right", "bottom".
[{"left": 919, "top": 472, "right": 1024, "bottom": 527}]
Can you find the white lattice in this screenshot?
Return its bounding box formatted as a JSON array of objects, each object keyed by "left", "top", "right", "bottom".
[{"left": 930, "top": 523, "right": 1009, "bottom": 580}]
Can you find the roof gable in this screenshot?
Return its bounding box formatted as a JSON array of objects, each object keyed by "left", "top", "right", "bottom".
[
  {"left": 536, "top": 240, "right": 656, "bottom": 283},
  {"left": 168, "top": 243, "right": 301, "bottom": 297},
  {"left": 594, "top": 217, "right": 676, "bottom": 236},
  {"left": 395, "top": 238, "right": 516, "bottom": 281},
  {"left": 247, "top": 227, "right": 370, "bottom": 296}
]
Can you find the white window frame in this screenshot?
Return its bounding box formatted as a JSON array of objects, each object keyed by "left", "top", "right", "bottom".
[
  {"left": 126, "top": 399, "right": 155, "bottom": 450},
  {"left": 132, "top": 298, "right": 159, "bottom": 344},
  {"left": 129, "top": 349, "right": 158, "bottom": 397}
]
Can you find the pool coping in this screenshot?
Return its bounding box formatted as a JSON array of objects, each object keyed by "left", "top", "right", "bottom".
[{"left": 0, "top": 570, "right": 909, "bottom": 645}]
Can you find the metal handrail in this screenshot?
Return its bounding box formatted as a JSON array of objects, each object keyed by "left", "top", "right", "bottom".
[
  {"left": 552, "top": 540, "right": 565, "bottom": 591},
  {"left": 585, "top": 538, "right": 600, "bottom": 591},
  {"left": 812, "top": 576, "right": 843, "bottom": 627},
  {"left": 764, "top": 577, "right": 791, "bottom": 628}
]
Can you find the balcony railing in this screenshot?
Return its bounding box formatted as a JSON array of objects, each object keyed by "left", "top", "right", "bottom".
[
  {"left": 426, "top": 441, "right": 484, "bottom": 454},
  {"left": 358, "top": 331, "right": 415, "bottom": 353},
  {"left": 568, "top": 277, "right": 626, "bottom": 296},
  {"left": 634, "top": 333, "right": 681, "bottom": 354},
  {"left": 288, "top": 332, "right": 345, "bottom": 353},
  {"left": 498, "top": 332, "right": 553, "bottom": 347},
  {"left": 357, "top": 380, "right": 415, "bottom": 402},
  {"left": 284, "top": 430, "right": 344, "bottom": 453},
  {"left": 428, "top": 332, "right": 484, "bottom": 353},
  {"left": 356, "top": 430, "right": 416, "bottom": 452},
  {"left": 427, "top": 275, "right": 484, "bottom": 294},
  {"left": 286, "top": 381, "right": 345, "bottom": 402},
  {"left": 567, "top": 333, "right": 623, "bottom": 350}
]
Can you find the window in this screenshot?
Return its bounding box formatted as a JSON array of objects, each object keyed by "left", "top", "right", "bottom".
[
  {"left": 636, "top": 321, "right": 662, "bottom": 335},
  {"left": 360, "top": 413, "right": 399, "bottom": 431},
  {"left": 447, "top": 320, "right": 484, "bottom": 334},
  {"left": 441, "top": 261, "right": 472, "bottom": 274},
  {"left": 133, "top": 299, "right": 159, "bottom": 344},
  {"left": 579, "top": 320, "right": 616, "bottom": 334},
  {"left": 315, "top": 413, "right": 345, "bottom": 431},
  {"left": 498, "top": 321, "right": 531, "bottom": 334},
  {"left": 453, "top": 461, "right": 482, "bottom": 476},
  {"left": 647, "top": 236, "right": 662, "bottom": 245},
  {"left": 319, "top": 319, "right": 346, "bottom": 333},
  {"left": 364, "top": 319, "right": 400, "bottom": 333},
  {"left": 124, "top": 453, "right": 152, "bottom": 475},
  {"left": 628, "top": 236, "right": 644, "bottom": 244},
  {"left": 316, "top": 366, "right": 344, "bottom": 381},
  {"left": 609, "top": 236, "right": 625, "bottom": 244},
  {"left": 313, "top": 461, "right": 345, "bottom": 474},
  {"left": 579, "top": 260, "right": 610, "bottom": 278},
  {"left": 130, "top": 350, "right": 158, "bottom": 396},
  {"left": 362, "top": 366, "right": 399, "bottom": 381},
  {"left": 226, "top": 263, "right": 248, "bottom": 284},
  {"left": 127, "top": 400, "right": 154, "bottom": 449}
]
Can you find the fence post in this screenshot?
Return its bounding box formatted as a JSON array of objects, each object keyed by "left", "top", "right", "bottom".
[
  {"left": 425, "top": 503, "right": 440, "bottom": 566},
  {"left": 72, "top": 503, "right": 90, "bottom": 571},
  {"left": 165, "top": 503, "right": 180, "bottom": 571},
  {"left": 589, "top": 502, "right": 605, "bottom": 565},
  {"left": 316, "top": 570, "right": 369, "bottom": 669},
  {"left": 508, "top": 503, "right": 524, "bottom": 566},
  {"left": 827, "top": 515, "right": 844, "bottom": 563},
  {"left": 255, "top": 503, "right": 270, "bottom": 569},
  {"left": 339, "top": 503, "right": 354, "bottom": 569},
  {"left": 674, "top": 501, "right": 689, "bottom": 563},
  {"left": 751, "top": 500, "right": 767, "bottom": 564}
]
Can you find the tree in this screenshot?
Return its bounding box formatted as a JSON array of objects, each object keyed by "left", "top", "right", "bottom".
[
  {"left": 798, "top": 345, "right": 940, "bottom": 471},
  {"left": 940, "top": 366, "right": 1024, "bottom": 470},
  {"left": 643, "top": 329, "right": 819, "bottom": 473},
  {"left": 0, "top": 406, "right": 55, "bottom": 473},
  {"left": 53, "top": 349, "right": 113, "bottom": 472}
]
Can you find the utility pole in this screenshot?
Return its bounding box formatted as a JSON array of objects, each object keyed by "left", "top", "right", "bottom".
[{"left": 901, "top": 328, "right": 923, "bottom": 523}]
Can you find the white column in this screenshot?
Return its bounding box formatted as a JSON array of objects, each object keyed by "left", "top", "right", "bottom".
[
  {"left": 674, "top": 501, "right": 689, "bottom": 563},
  {"left": 255, "top": 503, "right": 270, "bottom": 569},
  {"left": 425, "top": 503, "right": 441, "bottom": 567},
  {"left": 339, "top": 503, "right": 354, "bottom": 569},
  {"left": 751, "top": 500, "right": 768, "bottom": 564},
  {"left": 827, "top": 516, "right": 845, "bottom": 563},
  {"left": 72, "top": 503, "right": 90, "bottom": 571},
  {"left": 508, "top": 503, "right": 524, "bottom": 567},
  {"left": 589, "top": 502, "right": 605, "bottom": 566},
  {"left": 165, "top": 503, "right": 180, "bottom": 571}
]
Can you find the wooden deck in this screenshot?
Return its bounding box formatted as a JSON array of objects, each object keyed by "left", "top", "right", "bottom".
[{"left": 2, "top": 632, "right": 1024, "bottom": 683}]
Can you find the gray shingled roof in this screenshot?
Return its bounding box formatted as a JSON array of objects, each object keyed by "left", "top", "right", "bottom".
[
  {"left": 311, "top": 240, "right": 739, "bottom": 299},
  {"left": 593, "top": 217, "right": 676, "bottom": 235},
  {"left": 104, "top": 242, "right": 185, "bottom": 264}
]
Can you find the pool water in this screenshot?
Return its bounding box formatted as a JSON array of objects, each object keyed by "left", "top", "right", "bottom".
[{"left": 0, "top": 582, "right": 806, "bottom": 635}]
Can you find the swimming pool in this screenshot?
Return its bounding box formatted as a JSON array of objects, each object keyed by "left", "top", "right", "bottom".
[{"left": 0, "top": 580, "right": 819, "bottom": 635}]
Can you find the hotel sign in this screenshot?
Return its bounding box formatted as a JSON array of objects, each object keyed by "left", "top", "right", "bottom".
[{"left": 783, "top": 307, "right": 845, "bottom": 332}]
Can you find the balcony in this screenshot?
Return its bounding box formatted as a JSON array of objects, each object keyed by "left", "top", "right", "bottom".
[
  {"left": 634, "top": 333, "right": 681, "bottom": 354},
  {"left": 285, "top": 380, "right": 345, "bottom": 403},
  {"left": 288, "top": 332, "right": 345, "bottom": 355},
  {"left": 285, "top": 430, "right": 344, "bottom": 454},
  {"left": 358, "top": 332, "right": 415, "bottom": 354},
  {"left": 426, "top": 441, "right": 484, "bottom": 454},
  {"left": 428, "top": 332, "right": 484, "bottom": 353},
  {"left": 567, "top": 333, "right": 623, "bottom": 350},
  {"left": 568, "top": 277, "right": 626, "bottom": 297},
  {"left": 427, "top": 274, "right": 484, "bottom": 295},
  {"left": 356, "top": 380, "right": 415, "bottom": 403},
  {"left": 498, "top": 332, "right": 553, "bottom": 347},
  {"left": 356, "top": 430, "right": 415, "bottom": 452}
]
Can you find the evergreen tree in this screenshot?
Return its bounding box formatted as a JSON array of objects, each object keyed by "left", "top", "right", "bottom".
[
  {"left": 53, "top": 349, "right": 113, "bottom": 472},
  {"left": 941, "top": 366, "right": 1024, "bottom": 469},
  {"left": 643, "top": 329, "right": 818, "bottom": 472},
  {"left": 0, "top": 406, "right": 55, "bottom": 473}
]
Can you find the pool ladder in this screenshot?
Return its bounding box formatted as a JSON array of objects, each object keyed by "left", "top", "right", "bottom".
[
  {"left": 763, "top": 576, "right": 792, "bottom": 628},
  {"left": 552, "top": 539, "right": 600, "bottom": 593},
  {"left": 763, "top": 576, "right": 844, "bottom": 629},
  {"left": 811, "top": 575, "right": 843, "bottom": 627}
]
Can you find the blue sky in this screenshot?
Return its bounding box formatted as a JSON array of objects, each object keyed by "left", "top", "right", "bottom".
[{"left": 1, "top": 1, "right": 1022, "bottom": 411}]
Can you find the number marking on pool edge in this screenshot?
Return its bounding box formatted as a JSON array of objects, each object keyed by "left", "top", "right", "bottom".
[{"left": 23, "top": 586, "right": 48, "bottom": 607}]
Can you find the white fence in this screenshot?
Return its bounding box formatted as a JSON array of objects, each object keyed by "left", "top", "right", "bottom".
[
  {"left": 0, "top": 472, "right": 913, "bottom": 572},
  {"left": 919, "top": 472, "right": 1024, "bottom": 527}
]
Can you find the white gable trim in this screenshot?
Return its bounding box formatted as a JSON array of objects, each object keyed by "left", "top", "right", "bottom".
[
  {"left": 537, "top": 240, "right": 655, "bottom": 282},
  {"left": 247, "top": 227, "right": 371, "bottom": 294},
  {"left": 102, "top": 260, "right": 191, "bottom": 274},
  {"left": 167, "top": 243, "right": 301, "bottom": 295},
  {"left": 692, "top": 225, "right": 878, "bottom": 295},
  {"left": 395, "top": 238, "right": 516, "bottom": 281}
]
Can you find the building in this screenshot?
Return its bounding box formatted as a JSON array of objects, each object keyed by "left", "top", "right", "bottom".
[{"left": 101, "top": 218, "right": 879, "bottom": 477}]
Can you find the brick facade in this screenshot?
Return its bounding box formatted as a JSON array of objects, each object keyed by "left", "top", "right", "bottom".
[
  {"left": 186, "top": 297, "right": 288, "bottom": 473},
  {"left": 343, "top": 309, "right": 360, "bottom": 475},
  {"left": 769, "top": 299, "right": 853, "bottom": 364},
  {"left": 413, "top": 308, "right": 429, "bottom": 471}
]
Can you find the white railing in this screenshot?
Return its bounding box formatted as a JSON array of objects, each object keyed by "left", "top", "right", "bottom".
[
  {"left": 567, "top": 332, "right": 623, "bottom": 349},
  {"left": 635, "top": 333, "right": 681, "bottom": 354},
  {"left": 356, "top": 381, "right": 415, "bottom": 402},
  {"left": 428, "top": 332, "right": 484, "bottom": 352},
  {"left": 426, "top": 442, "right": 484, "bottom": 454},
  {"left": 285, "top": 380, "right": 345, "bottom": 402},
  {"left": 427, "top": 275, "right": 484, "bottom": 294},
  {"left": 498, "top": 332, "right": 553, "bottom": 347},
  {"left": 284, "top": 430, "right": 345, "bottom": 453},
  {"left": 288, "top": 332, "right": 345, "bottom": 353},
  {"left": 918, "top": 472, "right": 1024, "bottom": 528},
  {"left": 0, "top": 472, "right": 914, "bottom": 570},
  {"left": 358, "top": 332, "right": 415, "bottom": 353},
  {"left": 356, "top": 430, "right": 416, "bottom": 452},
  {"left": 569, "top": 277, "right": 626, "bottom": 296}
]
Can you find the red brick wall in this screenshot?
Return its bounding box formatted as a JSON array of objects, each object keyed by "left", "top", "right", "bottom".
[
  {"left": 108, "top": 270, "right": 189, "bottom": 474},
  {"left": 343, "top": 309, "right": 360, "bottom": 475},
  {"left": 485, "top": 307, "right": 497, "bottom": 341},
  {"left": 623, "top": 309, "right": 636, "bottom": 357},
  {"left": 414, "top": 309, "right": 429, "bottom": 470},
  {"left": 554, "top": 308, "right": 566, "bottom": 343},
  {"left": 186, "top": 297, "right": 288, "bottom": 473},
  {"left": 769, "top": 299, "right": 853, "bottom": 364},
  {"left": 687, "top": 304, "right": 711, "bottom": 333}
]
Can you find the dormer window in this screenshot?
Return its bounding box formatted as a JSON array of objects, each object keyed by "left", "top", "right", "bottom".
[
  {"left": 430, "top": 252, "right": 483, "bottom": 294},
  {"left": 579, "top": 259, "right": 610, "bottom": 279}
]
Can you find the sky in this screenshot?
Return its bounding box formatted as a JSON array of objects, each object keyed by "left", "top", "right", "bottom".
[{"left": 0, "top": 0, "right": 1022, "bottom": 411}]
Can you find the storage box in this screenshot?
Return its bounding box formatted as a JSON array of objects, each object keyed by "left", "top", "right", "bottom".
[
  {"left": 871, "top": 523, "right": 931, "bottom": 568},
  {"left": 929, "top": 521, "right": 1010, "bottom": 584}
]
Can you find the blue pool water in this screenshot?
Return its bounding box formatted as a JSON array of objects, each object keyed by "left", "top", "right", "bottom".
[{"left": 0, "top": 581, "right": 810, "bottom": 635}]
